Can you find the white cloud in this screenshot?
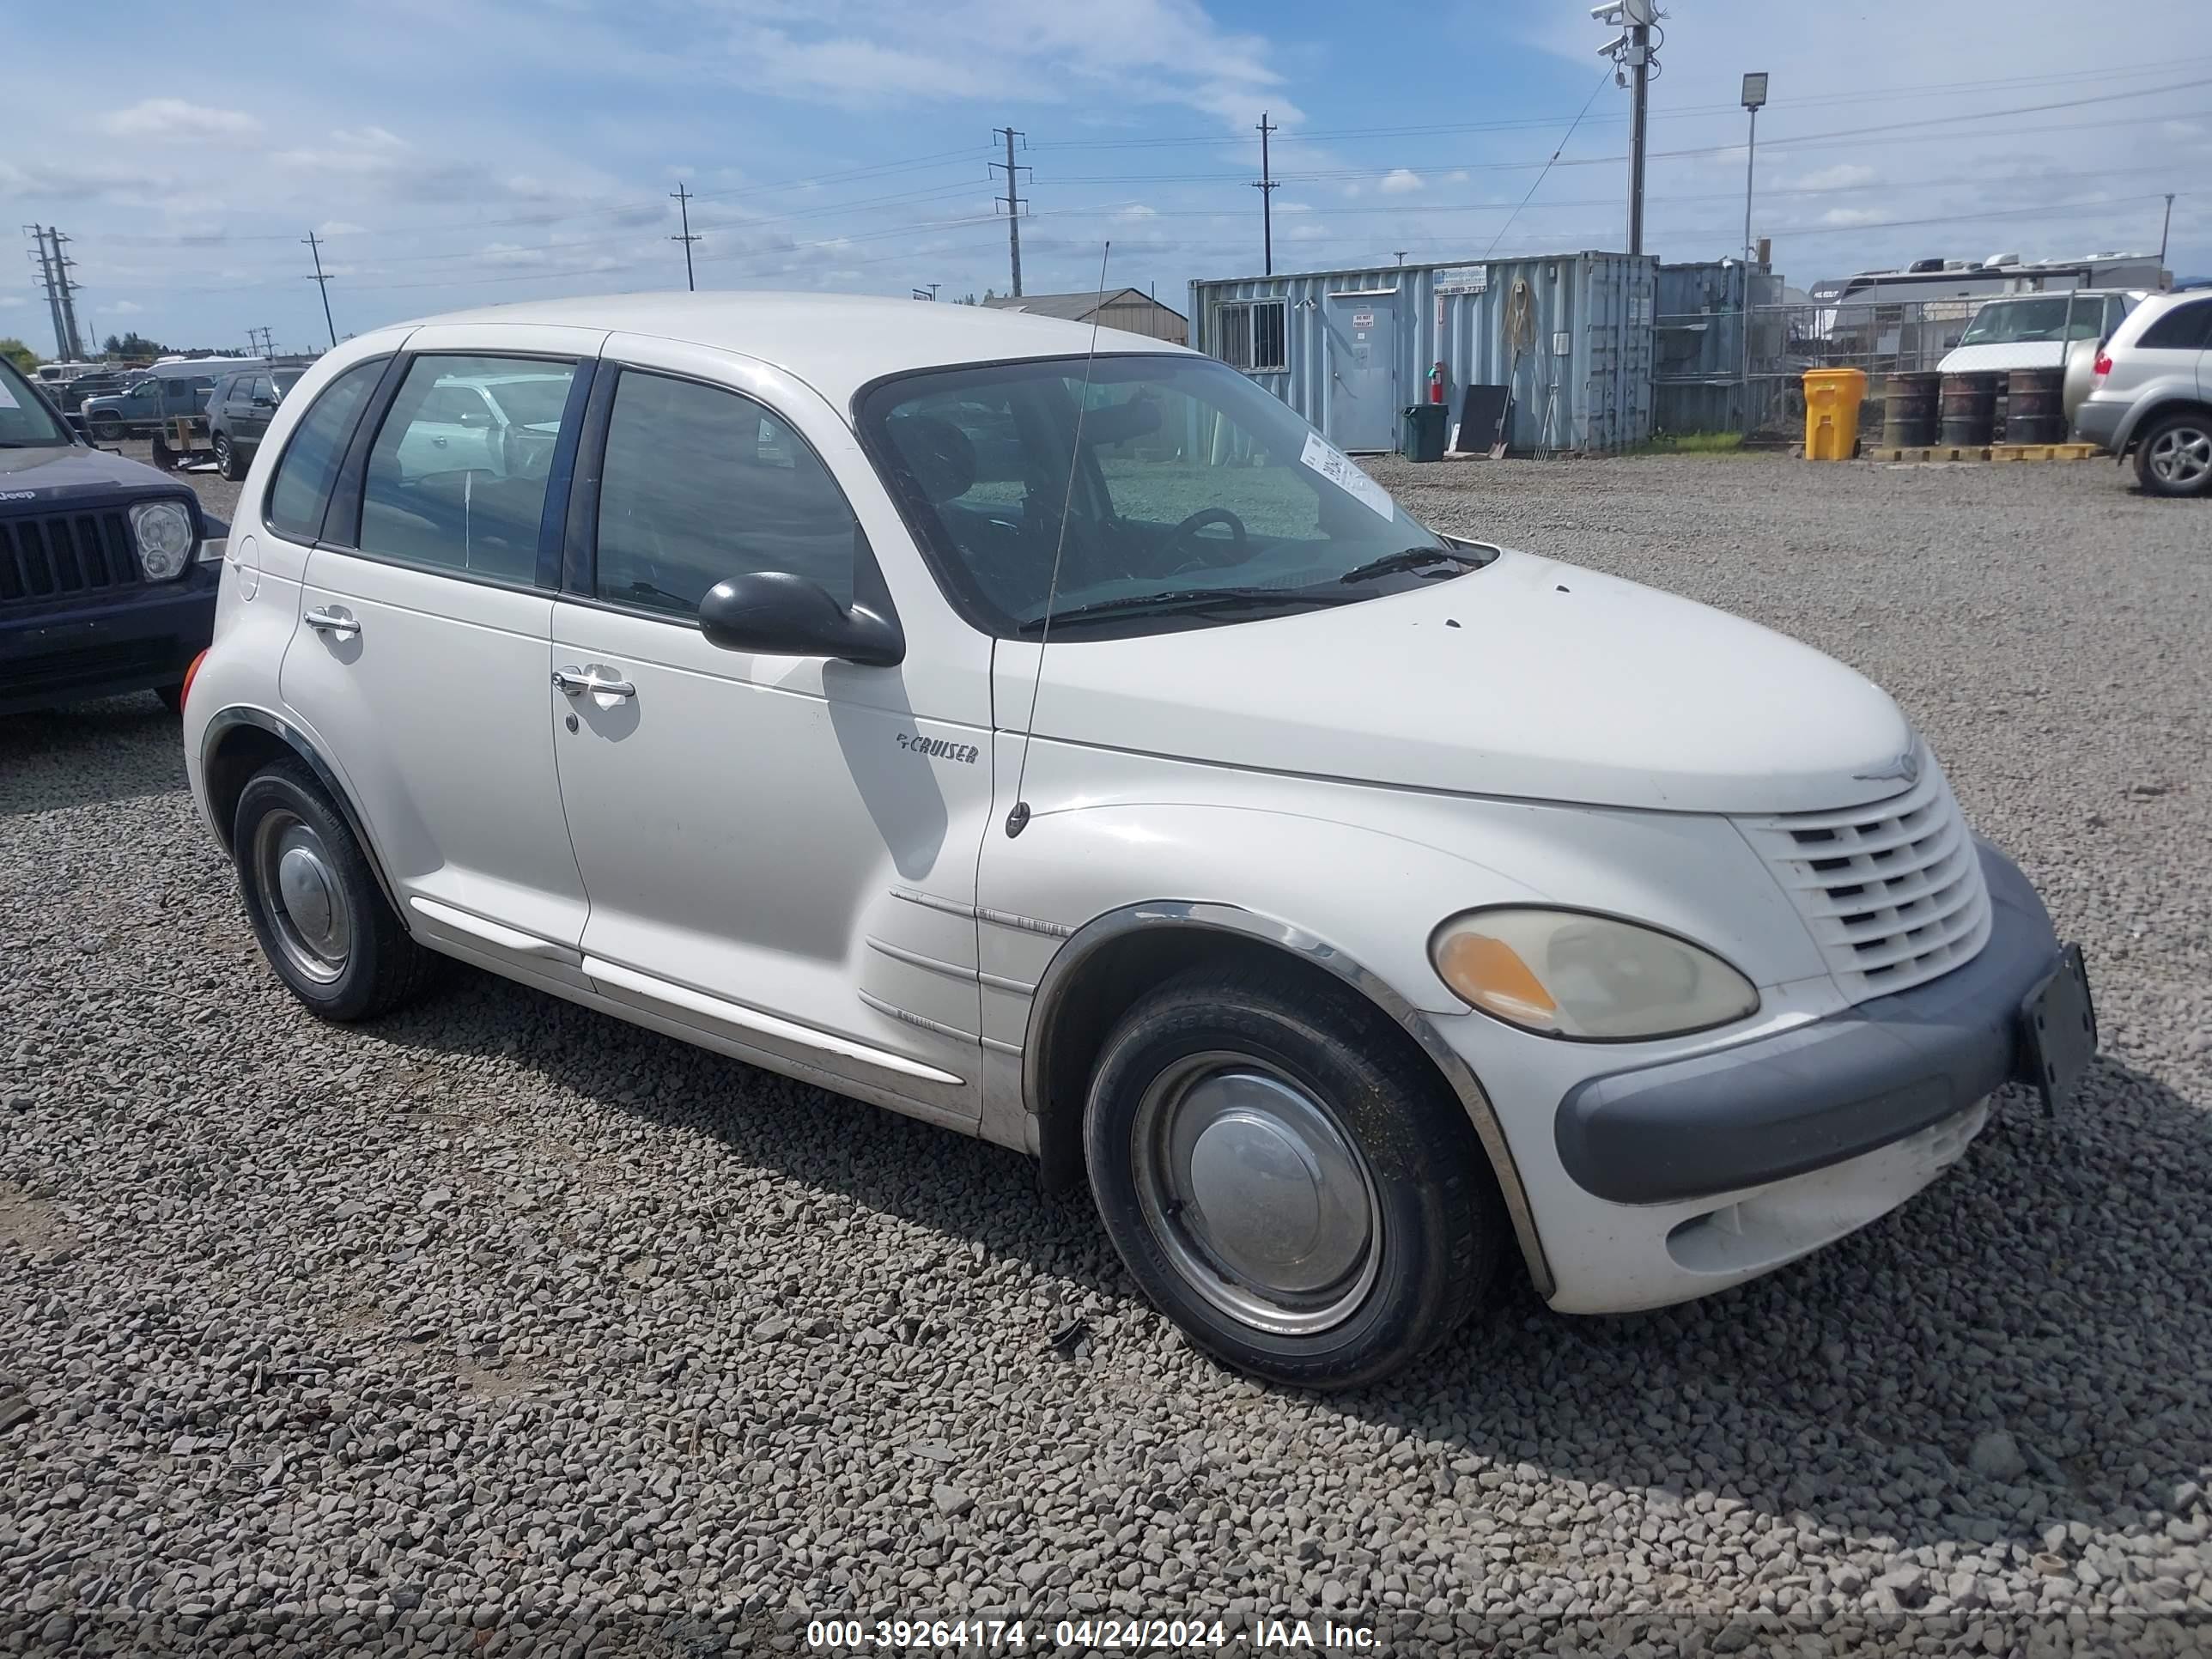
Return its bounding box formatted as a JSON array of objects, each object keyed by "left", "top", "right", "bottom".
[
  {"left": 97, "top": 99, "right": 261, "bottom": 142},
  {"left": 109, "top": 301, "right": 145, "bottom": 315},
  {"left": 317, "top": 220, "right": 370, "bottom": 237},
  {"left": 1793, "top": 163, "right": 1878, "bottom": 191},
  {"left": 1379, "top": 168, "right": 1424, "bottom": 195},
  {"left": 1820, "top": 207, "right": 1888, "bottom": 228},
  {"left": 1115, "top": 204, "right": 1159, "bottom": 221},
  {"left": 1444, "top": 170, "right": 1470, "bottom": 185}
]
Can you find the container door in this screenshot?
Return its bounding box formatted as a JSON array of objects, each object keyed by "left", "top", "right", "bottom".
[{"left": 1324, "top": 294, "right": 1397, "bottom": 453}]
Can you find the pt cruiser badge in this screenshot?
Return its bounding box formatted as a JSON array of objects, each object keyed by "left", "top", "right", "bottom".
[{"left": 896, "top": 732, "right": 980, "bottom": 764}]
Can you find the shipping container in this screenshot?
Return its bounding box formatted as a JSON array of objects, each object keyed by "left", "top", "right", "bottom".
[
  {"left": 1653, "top": 258, "right": 1788, "bottom": 435},
  {"left": 1188, "top": 252, "right": 1659, "bottom": 454}
]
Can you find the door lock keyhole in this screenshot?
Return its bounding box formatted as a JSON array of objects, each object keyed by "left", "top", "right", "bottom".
[{"left": 564, "top": 713, "right": 579, "bottom": 732}]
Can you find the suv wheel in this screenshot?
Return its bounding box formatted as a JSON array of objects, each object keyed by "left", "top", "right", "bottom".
[
  {"left": 214, "top": 434, "right": 245, "bottom": 481},
  {"left": 233, "top": 761, "right": 438, "bottom": 1022},
  {"left": 90, "top": 412, "right": 123, "bottom": 441},
  {"left": 2136, "top": 411, "right": 2212, "bottom": 498},
  {"left": 1083, "top": 961, "right": 1505, "bottom": 1389}
]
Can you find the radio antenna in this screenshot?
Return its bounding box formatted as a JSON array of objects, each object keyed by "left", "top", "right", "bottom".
[{"left": 1006, "top": 240, "right": 1111, "bottom": 839}]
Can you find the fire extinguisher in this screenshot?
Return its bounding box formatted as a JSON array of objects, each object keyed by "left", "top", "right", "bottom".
[{"left": 1428, "top": 361, "right": 1446, "bottom": 404}]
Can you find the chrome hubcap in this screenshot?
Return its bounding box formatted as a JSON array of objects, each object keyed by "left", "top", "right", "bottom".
[
  {"left": 1132, "top": 1054, "right": 1380, "bottom": 1336},
  {"left": 2149, "top": 426, "right": 2211, "bottom": 487},
  {"left": 252, "top": 810, "right": 351, "bottom": 983}
]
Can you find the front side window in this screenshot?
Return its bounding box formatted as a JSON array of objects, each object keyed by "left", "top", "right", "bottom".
[
  {"left": 1215, "top": 301, "right": 1289, "bottom": 373},
  {"left": 356, "top": 356, "right": 576, "bottom": 583},
  {"left": 264, "top": 360, "right": 384, "bottom": 543},
  {"left": 860, "top": 354, "right": 1470, "bottom": 639},
  {"left": 592, "top": 370, "right": 860, "bottom": 617},
  {"left": 0, "top": 357, "right": 74, "bottom": 447}
]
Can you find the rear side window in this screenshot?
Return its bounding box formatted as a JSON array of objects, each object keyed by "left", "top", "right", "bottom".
[
  {"left": 592, "top": 370, "right": 860, "bottom": 616},
  {"left": 2138, "top": 301, "right": 2212, "bottom": 351},
  {"left": 264, "top": 361, "right": 384, "bottom": 543},
  {"left": 357, "top": 355, "right": 578, "bottom": 585}
]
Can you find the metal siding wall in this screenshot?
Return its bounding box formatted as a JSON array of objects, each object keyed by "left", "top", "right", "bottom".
[
  {"left": 1097, "top": 300, "right": 1187, "bottom": 344},
  {"left": 1190, "top": 253, "right": 1657, "bottom": 453}
]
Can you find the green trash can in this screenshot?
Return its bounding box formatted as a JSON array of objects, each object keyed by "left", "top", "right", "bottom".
[{"left": 1400, "top": 404, "right": 1448, "bottom": 463}]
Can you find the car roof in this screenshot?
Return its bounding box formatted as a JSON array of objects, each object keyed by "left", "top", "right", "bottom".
[{"left": 400, "top": 291, "right": 1196, "bottom": 406}]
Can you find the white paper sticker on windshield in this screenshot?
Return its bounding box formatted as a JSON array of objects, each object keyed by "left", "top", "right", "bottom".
[
  {"left": 0, "top": 381, "right": 18, "bottom": 410},
  {"left": 1300, "top": 431, "right": 1395, "bottom": 522}
]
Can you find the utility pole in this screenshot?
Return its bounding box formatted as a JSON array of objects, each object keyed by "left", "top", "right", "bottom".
[
  {"left": 1394, "top": 250, "right": 1408, "bottom": 266},
  {"left": 669, "top": 182, "right": 700, "bottom": 292},
  {"left": 1595, "top": 1, "right": 1659, "bottom": 256},
  {"left": 1250, "top": 112, "right": 1279, "bottom": 276},
  {"left": 47, "top": 228, "right": 86, "bottom": 360},
  {"left": 2160, "top": 192, "right": 2175, "bottom": 264},
  {"left": 247, "top": 325, "right": 274, "bottom": 358},
  {"left": 26, "top": 225, "right": 70, "bottom": 360},
  {"left": 302, "top": 231, "right": 337, "bottom": 349},
  {"left": 990, "top": 127, "right": 1029, "bottom": 297}
]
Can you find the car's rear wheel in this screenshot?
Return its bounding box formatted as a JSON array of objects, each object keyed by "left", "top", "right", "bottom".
[
  {"left": 89, "top": 413, "right": 122, "bottom": 441},
  {"left": 1083, "top": 961, "right": 1504, "bottom": 1389},
  {"left": 2136, "top": 411, "right": 2212, "bottom": 498},
  {"left": 233, "top": 761, "right": 437, "bottom": 1022},
  {"left": 215, "top": 434, "right": 244, "bottom": 481}
]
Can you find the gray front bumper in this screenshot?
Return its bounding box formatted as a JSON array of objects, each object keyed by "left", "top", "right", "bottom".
[{"left": 1555, "top": 843, "right": 2071, "bottom": 1206}]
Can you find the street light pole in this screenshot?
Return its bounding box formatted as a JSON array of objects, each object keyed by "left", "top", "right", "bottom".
[{"left": 1739, "top": 73, "right": 1770, "bottom": 434}]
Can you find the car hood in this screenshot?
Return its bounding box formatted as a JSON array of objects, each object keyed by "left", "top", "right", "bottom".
[
  {"left": 1021, "top": 548, "right": 1917, "bottom": 814},
  {"left": 0, "top": 442, "right": 187, "bottom": 502},
  {"left": 1938, "top": 341, "right": 2069, "bottom": 376}
]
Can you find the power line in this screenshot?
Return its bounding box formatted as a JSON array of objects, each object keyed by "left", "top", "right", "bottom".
[{"left": 1484, "top": 67, "right": 1614, "bottom": 259}]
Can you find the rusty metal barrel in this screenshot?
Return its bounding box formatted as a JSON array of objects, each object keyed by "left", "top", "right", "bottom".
[
  {"left": 2005, "top": 368, "right": 2066, "bottom": 445},
  {"left": 1881, "top": 371, "right": 1941, "bottom": 448},
  {"left": 1939, "top": 374, "right": 1997, "bottom": 447}
]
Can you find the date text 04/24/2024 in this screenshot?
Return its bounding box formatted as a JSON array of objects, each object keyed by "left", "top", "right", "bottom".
[{"left": 804, "top": 1619, "right": 1380, "bottom": 1651}]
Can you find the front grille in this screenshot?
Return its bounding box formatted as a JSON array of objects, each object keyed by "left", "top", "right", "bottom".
[
  {"left": 1735, "top": 750, "right": 1992, "bottom": 1000},
  {"left": 0, "top": 510, "right": 143, "bottom": 607}
]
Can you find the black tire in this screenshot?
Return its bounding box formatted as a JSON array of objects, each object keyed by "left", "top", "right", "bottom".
[
  {"left": 89, "top": 413, "right": 122, "bottom": 441},
  {"left": 214, "top": 434, "right": 245, "bottom": 482},
  {"left": 1084, "top": 961, "right": 1505, "bottom": 1390},
  {"left": 149, "top": 434, "right": 175, "bottom": 471},
  {"left": 2133, "top": 410, "right": 2212, "bottom": 499},
  {"left": 154, "top": 682, "right": 185, "bottom": 716},
  {"left": 232, "top": 760, "right": 438, "bottom": 1022}
]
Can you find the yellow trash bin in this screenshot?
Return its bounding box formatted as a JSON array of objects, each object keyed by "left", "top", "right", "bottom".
[{"left": 1802, "top": 368, "right": 1868, "bottom": 461}]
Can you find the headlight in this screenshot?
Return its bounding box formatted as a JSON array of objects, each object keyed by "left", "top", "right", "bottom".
[
  {"left": 1430, "top": 907, "right": 1759, "bottom": 1040},
  {"left": 130, "top": 501, "right": 196, "bottom": 580}
]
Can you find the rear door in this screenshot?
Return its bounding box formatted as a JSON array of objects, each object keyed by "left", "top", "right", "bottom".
[
  {"left": 278, "top": 327, "right": 601, "bottom": 974},
  {"left": 235, "top": 375, "right": 279, "bottom": 447}
]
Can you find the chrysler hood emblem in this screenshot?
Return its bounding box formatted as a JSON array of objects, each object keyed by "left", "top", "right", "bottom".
[{"left": 1856, "top": 747, "right": 1921, "bottom": 786}]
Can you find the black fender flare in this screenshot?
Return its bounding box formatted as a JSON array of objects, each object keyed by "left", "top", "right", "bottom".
[{"left": 200, "top": 705, "right": 404, "bottom": 917}]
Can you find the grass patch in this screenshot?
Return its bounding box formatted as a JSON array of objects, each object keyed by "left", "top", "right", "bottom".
[{"left": 1626, "top": 431, "right": 1748, "bottom": 456}]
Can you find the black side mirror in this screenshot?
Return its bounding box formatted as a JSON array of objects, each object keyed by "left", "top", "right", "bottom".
[{"left": 697, "top": 572, "right": 904, "bottom": 666}]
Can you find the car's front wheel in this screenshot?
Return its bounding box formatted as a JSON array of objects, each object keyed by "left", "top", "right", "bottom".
[
  {"left": 2136, "top": 411, "right": 2212, "bottom": 498},
  {"left": 233, "top": 761, "right": 438, "bottom": 1022},
  {"left": 1084, "top": 961, "right": 1505, "bottom": 1389},
  {"left": 89, "top": 413, "right": 122, "bottom": 441}
]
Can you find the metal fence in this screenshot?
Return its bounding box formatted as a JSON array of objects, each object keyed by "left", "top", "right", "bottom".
[{"left": 1655, "top": 294, "right": 2112, "bottom": 441}]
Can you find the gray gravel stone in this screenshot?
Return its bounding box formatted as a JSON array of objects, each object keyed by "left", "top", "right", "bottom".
[
  {"left": 2, "top": 453, "right": 2207, "bottom": 1656},
  {"left": 1972, "top": 1431, "right": 2031, "bottom": 1482}
]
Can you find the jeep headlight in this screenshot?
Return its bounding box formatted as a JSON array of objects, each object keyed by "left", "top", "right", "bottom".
[
  {"left": 1430, "top": 908, "right": 1759, "bottom": 1040},
  {"left": 130, "top": 501, "right": 196, "bottom": 580}
]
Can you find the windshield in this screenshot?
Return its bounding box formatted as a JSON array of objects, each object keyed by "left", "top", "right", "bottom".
[
  {"left": 860, "top": 354, "right": 1464, "bottom": 636},
  {"left": 0, "top": 359, "right": 74, "bottom": 447},
  {"left": 482, "top": 376, "right": 571, "bottom": 428},
  {"left": 1960, "top": 295, "right": 2114, "bottom": 345}
]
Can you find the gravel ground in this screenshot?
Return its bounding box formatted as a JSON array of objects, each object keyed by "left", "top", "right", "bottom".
[{"left": 3, "top": 453, "right": 2208, "bottom": 1656}]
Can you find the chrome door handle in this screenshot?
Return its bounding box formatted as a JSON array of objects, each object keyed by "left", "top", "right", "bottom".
[
  {"left": 552, "top": 665, "right": 635, "bottom": 700},
  {"left": 303, "top": 606, "right": 359, "bottom": 639}
]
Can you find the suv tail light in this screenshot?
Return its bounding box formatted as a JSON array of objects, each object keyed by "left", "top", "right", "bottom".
[{"left": 2094, "top": 352, "right": 2112, "bottom": 377}]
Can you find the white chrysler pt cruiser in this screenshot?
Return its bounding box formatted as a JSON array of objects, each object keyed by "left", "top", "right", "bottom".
[{"left": 182, "top": 295, "right": 2095, "bottom": 1389}]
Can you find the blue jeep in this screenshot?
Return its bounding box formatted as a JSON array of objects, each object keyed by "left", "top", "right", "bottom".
[{"left": 2, "top": 356, "right": 228, "bottom": 715}]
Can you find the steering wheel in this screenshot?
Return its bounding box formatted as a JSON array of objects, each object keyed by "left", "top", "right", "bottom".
[{"left": 1158, "top": 507, "right": 1249, "bottom": 570}]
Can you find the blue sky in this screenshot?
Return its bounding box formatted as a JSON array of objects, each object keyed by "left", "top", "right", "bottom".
[{"left": 7, "top": 0, "right": 2208, "bottom": 356}]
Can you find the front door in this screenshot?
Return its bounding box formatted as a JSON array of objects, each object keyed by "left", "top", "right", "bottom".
[
  {"left": 277, "top": 338, "right": 594, "bottom": 961},
  {"left": 549, "top": 337, "right": 994, "bottom": 1120},
  {"left": 1324, "top": 292, "right": 1397, "bottom": 453}
]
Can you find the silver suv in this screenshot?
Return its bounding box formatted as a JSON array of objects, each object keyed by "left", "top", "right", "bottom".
[{"left": 2073, "top": 289, "right": 2212, "bottom": 498}]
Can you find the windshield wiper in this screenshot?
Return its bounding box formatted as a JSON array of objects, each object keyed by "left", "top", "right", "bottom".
[
  {"left": 1017, "top": 586, "right": 1352, "bottom": 634},
  {"left": 1338, "top": 546, "right": 1484, "bottom": 585}
]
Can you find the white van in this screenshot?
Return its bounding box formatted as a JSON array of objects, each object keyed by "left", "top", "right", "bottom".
[{"left": 180, "top": 295, "right": 2095, "bottom": 1388}]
